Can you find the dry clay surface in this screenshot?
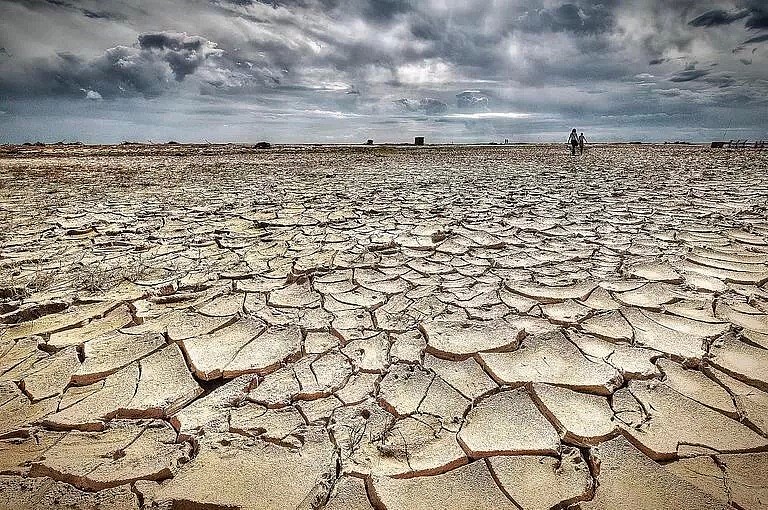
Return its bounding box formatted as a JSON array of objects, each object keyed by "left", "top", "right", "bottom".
[{"left": 1, "top": 143, "right": 768, "bottom": 509}]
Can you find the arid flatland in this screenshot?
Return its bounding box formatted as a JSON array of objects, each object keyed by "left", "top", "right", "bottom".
[{"left": 1, "top": 144, "right": 767, "bottom": 509}]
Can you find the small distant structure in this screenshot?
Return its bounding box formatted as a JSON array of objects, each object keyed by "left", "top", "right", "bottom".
[
  {"left": 365, "top": 139, "right": 374, "bottom": 145},
  {"left": 254, "top": 141, "right": 271, "bottom": 149},
  {"left": 414, "top": 136, "right": 425, "bottom": 146},
  {"left": 711, "top": 140, "right": 766, "bottom": 149}
]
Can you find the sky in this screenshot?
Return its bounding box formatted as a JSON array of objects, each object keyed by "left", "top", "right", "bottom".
[{"left": 0, "top": 0, "right": 767, "bottom": 144}]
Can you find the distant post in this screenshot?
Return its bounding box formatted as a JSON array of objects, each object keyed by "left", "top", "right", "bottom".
[{"left": 414, "top": 136, "right": 425, "bottom": 146}]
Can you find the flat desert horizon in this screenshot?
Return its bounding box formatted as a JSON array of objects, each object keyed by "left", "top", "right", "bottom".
[{"left": 1, "top": 144, "right": 767, "bottom": 509}]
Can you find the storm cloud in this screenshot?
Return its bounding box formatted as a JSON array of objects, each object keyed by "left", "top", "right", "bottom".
[
  {"left": 0, "top": 0, "right": 766, "bottom": 143},
  {"left": 688, "top": 2, "right": 768, "bottom": 31},
  {"left": 689, "top": 9, "right": 749, "bottom": 27}
]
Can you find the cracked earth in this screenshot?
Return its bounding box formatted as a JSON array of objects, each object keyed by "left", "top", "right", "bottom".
[{"left": 1, "top": 143, "right": 767, "bottom": 509}]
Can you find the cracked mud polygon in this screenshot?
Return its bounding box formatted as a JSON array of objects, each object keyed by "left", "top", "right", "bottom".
[{"left": 1, "top": 143, "right": 767, "bottom": 509}]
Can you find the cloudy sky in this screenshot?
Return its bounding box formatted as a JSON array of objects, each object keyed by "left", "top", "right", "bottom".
[{"left": 0, "top": 0, "right": 767, "bottom": 143}]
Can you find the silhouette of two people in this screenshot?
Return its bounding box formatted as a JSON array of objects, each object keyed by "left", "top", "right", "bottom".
[{"left": 568, "top": 129, "right": 587, "bottom": 155}]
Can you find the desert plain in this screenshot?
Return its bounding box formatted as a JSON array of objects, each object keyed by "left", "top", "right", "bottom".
[{"left": 0, "top": 143, "right": 767, "bottom": 509}]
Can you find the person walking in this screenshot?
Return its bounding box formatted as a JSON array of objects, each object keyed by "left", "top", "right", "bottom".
[
  {"left": 579, "top": 132, "right": 587, "bottom": 155},
  {"left": 568, "top": 129, "right": 579, "bottom": 156}
]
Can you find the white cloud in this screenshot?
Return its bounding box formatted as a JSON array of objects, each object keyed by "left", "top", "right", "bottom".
[{"left": 443, "top": 112, "right": 533, "bottom": 120}]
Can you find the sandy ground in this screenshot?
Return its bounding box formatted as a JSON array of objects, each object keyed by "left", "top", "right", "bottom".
[{"left": 0, "top": 144, "right": 767, "bottom": 509}]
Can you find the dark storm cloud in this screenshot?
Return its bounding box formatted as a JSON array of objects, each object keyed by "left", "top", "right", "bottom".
[
  {"left": 742, "top": 0, "right": 768, "bottom": 30},
  {"left": 515, "top": 2, "right": 615, "bottom": 34},
  {"left": 743, "top": 33, "right": 768, "bottom": 44},
  {"left": 12, "top": 0, "right": 125, "bottom": 21},
  {"left": 0, "top": 31, "right": 222, "bottom": 98},
  {"left": 688, "top": 2, "right": 768, "bottom": 30},
  {"left": 669, "top": 69, "right": 710, "bottom": 82},
  {"left": 688, "top": 9, "right": 749, "bottom": 27},
  {"left": 137, "top": 32, "right": 222, "bottom": 80},
  {"left": 362, "top": 0, "right": 412, "bottom": 23},
  {"left": 0, "top": 0, "right": 767, "bottom": 142}
]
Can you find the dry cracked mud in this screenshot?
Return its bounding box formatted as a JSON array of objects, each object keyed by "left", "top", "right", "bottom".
[{"left": 1, "top": 143, "right": 768, "bottom": 509}]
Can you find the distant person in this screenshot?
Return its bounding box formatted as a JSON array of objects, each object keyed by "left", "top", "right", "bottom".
[
  {"left": 579, "top": 132, "right": 587, "bottom": 155},
  {"left": 568, "top": 129, "right": 579, "bottom": 156}
]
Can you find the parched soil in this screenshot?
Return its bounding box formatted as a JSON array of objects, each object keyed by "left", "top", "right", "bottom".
[{"left": 1, "top": 144, "right": 767, "bottom": 509}]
